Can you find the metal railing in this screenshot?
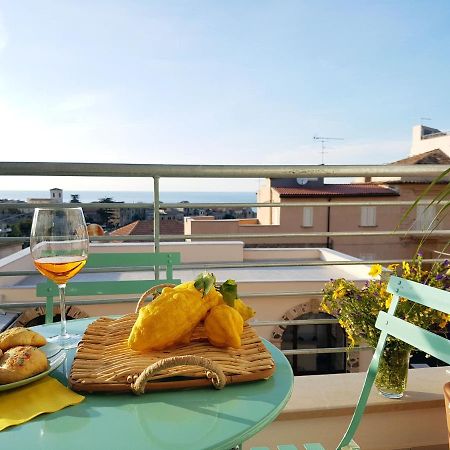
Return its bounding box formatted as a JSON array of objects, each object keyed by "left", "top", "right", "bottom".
[{"left": 1, "top": 161, "right": 449, "bottom": 363}]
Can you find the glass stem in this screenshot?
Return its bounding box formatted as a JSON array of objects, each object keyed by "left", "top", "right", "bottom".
[{"left": 58, "top": 284, "right": 68, "bottom": 338}]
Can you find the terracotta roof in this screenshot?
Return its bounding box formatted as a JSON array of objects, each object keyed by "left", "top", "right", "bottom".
[
  {"left": 110, "top": 220, "right": 184, "bottom": 236},
  {"left": 274, "top": 184, "right": 398, "bottom": 198},
  {"left": 390, "top": 149, "right": 450, "bottom": 165}
]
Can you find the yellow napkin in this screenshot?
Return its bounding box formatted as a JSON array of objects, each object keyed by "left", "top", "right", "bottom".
[{"left": 0, "top": 376, "right": 85, "bottom": 431}]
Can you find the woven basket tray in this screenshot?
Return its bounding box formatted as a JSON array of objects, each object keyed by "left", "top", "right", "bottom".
[{"left": 69, "top": 313, "right": 275, "bottom": 393}]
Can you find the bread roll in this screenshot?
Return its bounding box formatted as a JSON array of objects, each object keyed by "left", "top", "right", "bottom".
[
  {"left": 0, "top": 327, "right": 47, "bottom": 351},
  {"left": 0, "top": 346, "right": 48, "bottom": 384}
]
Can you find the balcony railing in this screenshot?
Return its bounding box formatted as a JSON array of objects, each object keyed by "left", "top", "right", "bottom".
[{"left": 1, "top": 161, "right": 449, "bottom": 365}]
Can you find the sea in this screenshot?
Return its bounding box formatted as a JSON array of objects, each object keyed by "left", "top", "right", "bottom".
[{"left": 0, "top": 190, "right": 257, "bottom": 205}]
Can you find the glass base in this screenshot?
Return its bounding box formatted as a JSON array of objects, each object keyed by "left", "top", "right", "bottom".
[
  {"left": 47, "top": 333, "right": 81, "bottom": 349},
  {"left": 377, "top": 389, "right": 404, "bottom": 399}
]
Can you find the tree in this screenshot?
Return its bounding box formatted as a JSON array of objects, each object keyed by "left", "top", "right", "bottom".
[
  {"left": 97, "top": 197, "right": 117, "bottom": 228},
  {"left": 9, "top": 219, "right": 32, "bottom": 237},
  {"left": 70, "top": 194, "right": 81, "bottom": 203}
]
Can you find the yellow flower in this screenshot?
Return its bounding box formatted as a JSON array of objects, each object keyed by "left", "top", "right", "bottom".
[
  {"left": 385, "top": 295, "right": 392, "bottom": 309},
  {"left": 321, "top": 303, "right": 331, "bottom": 314},
  {"left": 347, "top": 333, "right": 355, "bottom": 346},
  {"left": 387, "top": 263, "right": 399, "bottom": 272},
  {"left": 439, "top": 314, "right": 450, "bottom": 329},
  {"left": 332, "top": 283, "right": 346, "bottom": 300},
  {"left": 369, "top": 264, "right": 382, "bottom": 278},
  {"left": 402, "top": 261, "right": 411, "bottom": 277}
]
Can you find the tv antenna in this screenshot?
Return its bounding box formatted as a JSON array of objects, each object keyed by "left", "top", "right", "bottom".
[
  {"left": 313, "top": 136, "right": 344, "bottom": 164},
  {"left": 420, "top": 117, "right": 432, "bottom": 124}
]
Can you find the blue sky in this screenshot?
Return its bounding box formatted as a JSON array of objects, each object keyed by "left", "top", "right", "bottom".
[{"left": 1, "top": 1, "right": 450, "bottom": 191}]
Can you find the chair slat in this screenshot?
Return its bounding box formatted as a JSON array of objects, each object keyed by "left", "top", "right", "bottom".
[
  {"left": 37, "top": 279, "right": 180, "bottom": 297},
  {"left": 387, "top": 276, "right": 450, "bottom": 314},
  {"left": 278, "top": 445, "right": 299, "bottom": 450},
  {"left": 376, "top": 311, "right": 450, "bottom": 365},
  {"left": 85, "top": 252, "right": 180, "bottom": 268},
  {"left": 303, "top": 444, "right": 325, "bottom": 450}
]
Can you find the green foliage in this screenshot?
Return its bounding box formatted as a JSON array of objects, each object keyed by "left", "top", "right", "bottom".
[
  {"left": 96, "top": 197, "right": 117, "bottom": 228},
  {"left": 9, "top": 219, "right": 32, "bottom": 237},
  {"left": 321, "top": 257, "right": 450, "bottom": 349}
]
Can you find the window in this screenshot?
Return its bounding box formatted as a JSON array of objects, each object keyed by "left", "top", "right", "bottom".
[
  {"left": 360, "top": 206, "right": 376, "bottom": 227},
  {"left": 415, "top": 204, "right": 437, "bottom": 231},
  {"left": 302, "top": 207, "right": 313, "bottom": 227},
  {"left": 281, "top": 312, "right": 347, "bottom": 375}
]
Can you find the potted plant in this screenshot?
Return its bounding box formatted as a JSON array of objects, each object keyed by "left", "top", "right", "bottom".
[{"left": 321, "top": 256, "right": 450, "bottom": 398}]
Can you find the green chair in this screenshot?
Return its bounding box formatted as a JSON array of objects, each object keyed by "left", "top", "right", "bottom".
[
  {"left": 36, "top": 252, "right": 181, "bottom": 324},
  {"left": 251, "top": 275, "right": 450, "bottom": 450}
]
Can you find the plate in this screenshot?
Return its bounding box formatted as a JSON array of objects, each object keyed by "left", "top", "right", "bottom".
[{"left": 0, "top": 342, "right": 66, "bottom": 392}]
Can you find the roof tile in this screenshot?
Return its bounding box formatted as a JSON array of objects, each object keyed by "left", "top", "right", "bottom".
[
  {"left": 110, "top": 220, "right": 184, "bottom": 236},
  {"left": 274, "top": 184, "right": 398, "bottom": 198}
]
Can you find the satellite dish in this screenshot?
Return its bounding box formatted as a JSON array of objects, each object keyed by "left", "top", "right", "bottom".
[{"left": 296, "top": 178, "right": 308, "bottom": 185}]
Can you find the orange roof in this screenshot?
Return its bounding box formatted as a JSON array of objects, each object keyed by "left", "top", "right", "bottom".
[
  {"left": 274, "top": 184, "right": 398, "bottom": 198},
  {"left": 110, "top": 220, "right": 184, "bottom": 236}
]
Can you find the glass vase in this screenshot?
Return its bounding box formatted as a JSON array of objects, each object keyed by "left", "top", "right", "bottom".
[{"left": 374, "top": 345, "right": 410, "bottom": 399}]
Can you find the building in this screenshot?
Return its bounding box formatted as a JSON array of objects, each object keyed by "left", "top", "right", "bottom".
[
  {"left": 118, "top": 205, "right": 153, "bottom": 226},
  {"left": 256, "top": 177, "right": 403, "bottom": 257},
  {"left": 185, "top": 145, "right": 450, "bottom": 261},
  {"left": 27, "top": 188, "right": 63, "bottom": 204},
  {"left": 410, "top": 124, "right": 450, "bottom": 157}
]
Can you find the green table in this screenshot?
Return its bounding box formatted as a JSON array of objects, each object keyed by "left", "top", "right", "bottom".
[{"left": 1, "top": 318, "right": 294, "bottom": 450}]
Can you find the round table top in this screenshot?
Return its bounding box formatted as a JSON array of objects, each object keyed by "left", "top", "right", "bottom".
[{"left": 0, "top": 317, "right": 294, "bottom": 450}]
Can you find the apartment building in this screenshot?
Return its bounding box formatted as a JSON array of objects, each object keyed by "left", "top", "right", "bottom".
[{"left": 185, "top": 149, "right": 450, "bottom": 261}]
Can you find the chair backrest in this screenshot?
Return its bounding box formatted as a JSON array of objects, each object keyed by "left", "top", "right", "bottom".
[
  {"left": 336, "top": 275, "right": 450, "bottom": 449},
  {"left": 36, "top": 252, "right": 181, "bottom": 323}
]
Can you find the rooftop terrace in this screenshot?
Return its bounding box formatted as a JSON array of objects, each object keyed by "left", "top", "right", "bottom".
[{"left": 0, "top": 161, "right": 449, "bottom": 449}]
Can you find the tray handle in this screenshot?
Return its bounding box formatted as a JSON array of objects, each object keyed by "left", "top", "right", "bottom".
[
  {"left": 135, "top": 284, "right": 176, "bottom": 313},
  {"left": 129, "top": 355, "right": 227, "bottom": 395}
]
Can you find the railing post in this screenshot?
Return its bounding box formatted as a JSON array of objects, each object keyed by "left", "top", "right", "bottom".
[{"left": 153, "top": 176, "right": 160, "bottom": 280}]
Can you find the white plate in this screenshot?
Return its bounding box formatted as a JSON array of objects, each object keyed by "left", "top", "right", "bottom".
[{"left": 0, "top": 342, "right": 66, "bottom": 392}]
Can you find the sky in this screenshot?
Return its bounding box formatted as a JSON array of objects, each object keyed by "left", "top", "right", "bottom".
[{"left": 1, "top": 0, "right": 450, "bottom": 192}]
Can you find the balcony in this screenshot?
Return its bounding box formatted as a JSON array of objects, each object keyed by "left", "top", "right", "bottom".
[{"left": 0, "top": 161, "right": 449, "bottom": 449}]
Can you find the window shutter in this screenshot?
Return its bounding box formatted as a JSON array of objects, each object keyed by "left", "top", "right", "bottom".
[
  {"left": 415, "top": 204, "right": 436, "bottom": 230},
  {"left": 303, "top": 207, "right": 313, "bottom": 227},
  {"left": 361, "top": 206, "right": 376, "bottom": 226}
]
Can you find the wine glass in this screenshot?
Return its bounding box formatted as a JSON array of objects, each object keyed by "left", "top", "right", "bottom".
[{"left": 30, "top": 207, "right": 89, "bottom": 349}]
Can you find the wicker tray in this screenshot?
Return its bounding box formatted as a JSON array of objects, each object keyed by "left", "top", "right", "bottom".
[{"left": 69, "top": 313, "right": 275, "bottom": 393}]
